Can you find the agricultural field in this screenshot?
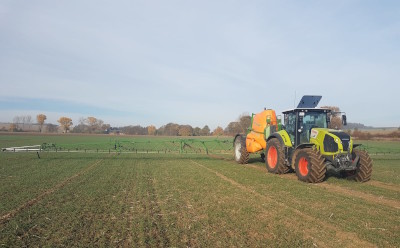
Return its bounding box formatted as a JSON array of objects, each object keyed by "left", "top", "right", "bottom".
[{"left": 0, "top": 134, "right": 399, "bottom": 247}]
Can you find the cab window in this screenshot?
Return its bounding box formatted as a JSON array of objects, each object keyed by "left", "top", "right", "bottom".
[
  {"left": 285, "top": 113, "right": 296, "bottom": 144},
  {"left": 300, "top": 112, "right": 327, "bottom": 143}
]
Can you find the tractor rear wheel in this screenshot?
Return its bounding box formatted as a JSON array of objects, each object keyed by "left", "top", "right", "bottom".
[
  {"left": 265, "top": 139, "right": 289, "bottom": 174},
  {"left": 295, "top": 147, "right": 326, "bottom": 183},
  {"left": 352, "top": 150, "right": 373, "bottom": 182},
  {"left": 234, "top": 135, "right": 249, "bottom": 164}
]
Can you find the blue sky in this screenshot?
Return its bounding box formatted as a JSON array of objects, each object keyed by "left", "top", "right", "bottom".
[{"left": 0, "top": 0, "right": 399, "bottom": 129}]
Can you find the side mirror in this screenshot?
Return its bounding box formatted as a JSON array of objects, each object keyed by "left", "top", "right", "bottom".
[{"left": 342, "top": 115, "right": 347, "bottom": 126}]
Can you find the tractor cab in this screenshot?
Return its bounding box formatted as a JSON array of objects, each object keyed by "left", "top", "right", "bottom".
[
  {"left": 283, "top": 108, "right": 331, "bottom": 147},
  {"left": 282, "top": 95, "right": 348, "bottom": 149}
]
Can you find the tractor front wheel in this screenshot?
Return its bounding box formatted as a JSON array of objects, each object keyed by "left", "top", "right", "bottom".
[
  {"left": 234, "top": 135, "right": 249, "bottom": 164},
  {"left": 352, "top": 150, "right": 373, "bottom": 182},
  {"left": 295, "top": 147, "right": 326, "bottom": 183},
  {"left": 265, "top": 139, "right": 289, "bottom": 174}
]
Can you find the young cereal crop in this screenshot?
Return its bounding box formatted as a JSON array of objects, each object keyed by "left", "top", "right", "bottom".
[{"left": 0, "top": 134, "right": 399, "bottom": 247}]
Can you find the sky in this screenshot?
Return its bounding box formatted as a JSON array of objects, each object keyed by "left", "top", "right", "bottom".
[{"left": 0, "top": 0, "right": 399, "bottom": 129}]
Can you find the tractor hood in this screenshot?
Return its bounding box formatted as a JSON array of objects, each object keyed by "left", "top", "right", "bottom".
[{"left": 310, "top": 128, "right": 353, "bottom": 155}]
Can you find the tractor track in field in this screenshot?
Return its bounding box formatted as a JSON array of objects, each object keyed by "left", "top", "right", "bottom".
[
  {"left": 191, "top": 160, "right": 375, "bottom": 248},
  {"left": 315, "top": 183, "right": 400, "bottom": 209},
  {"left": 245, "top": 164, "right": 400, "bottom": 209},
  {"left": 246, "top": 164, "right": 400, "bottom": 209},
  {"left": 141, "top": 174, "right": 170, "bottom": 248},
  {"left": 216, "top": 158, "right": 400, "bottom": 210},
  {"left": 367, "top": 181, "right": 400, "bottom": 193},
  {"left": 208, "top": 154, "right": 233, "bottom": 161},
  {"left": 0, "top": 157, "right": 106, "bottom": 225}
]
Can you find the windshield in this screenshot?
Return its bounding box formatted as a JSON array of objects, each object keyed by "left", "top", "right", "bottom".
[
  {"left": 300, "top": 111, "right": 328, "bottom": 143},
  {"left": 302, "top": 112, "right": 327, "bottom": 129}
]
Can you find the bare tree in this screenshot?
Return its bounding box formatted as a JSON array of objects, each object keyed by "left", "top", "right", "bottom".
[
  {"left": 321, "top": 106, "right": 342, "bottom": 129},
  {"left": 224, "top": 122, "right": 241, "bottom": 135},
  {"left": 213, "top": 126, "right": 224, "bottom": 136},
  {"left": 178, "top": 125, "right": 193, "bottom": 136},
  {"left": 78, "top": 117, "right": 86, "bottom": 125},
  {"left": 13, "top": 116, "right": 21, "bottom": 130},
  {"left": 25, "top": 115, "right": 32, "bottom": 130},
  {"left": 36, "top": 114, "right": 47, "bottom": 132},
  {"left": 101, "top": 123, "right": 111, "bottom": 132},
  {"left": 200, "top": 125, "right": 210, "bottom": 136},
  {"left": 147, "top": 125, "right": 156, "bottom": 135},
  {"left": 163, "top": 123, "right": 180, "bottom": 136},
  {"left": 121, "top": 125, "right": 147, "bottom": 135},
  {"left": 238, "top": 113, "right": 251, "bottom": 133},
  {"left": 71, "top": 117, "right": 109, "bottom": 134},
  {"left": 9, "top": 123, "right": 17, "bottom": 132},
  {"left": 193, "top": 127, "right": 201, "bottom": 136},
  {"left": 86, "top": 117, "right": 98, "bottom": 133},
  {"left": 57, "top": 117, "right": 73, "bottom": 133}
]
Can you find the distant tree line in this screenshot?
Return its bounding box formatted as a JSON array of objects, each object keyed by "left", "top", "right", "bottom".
[
  {"left": 347, "top": 129, "right": 400, "bottom": 140},
  {"left": 118, "top": 124, "right": 213, "bottom": 136},
  {"left": 345, "top": 122, "right": 373, "bottom": 130},
  {"left": 11, "top": 115, "right": 33, "bottom": 131},
  {"left": 114, "top": 114, "right": 252, "bottom": 136},
  {"left": 4, "top": 106, "right": 385, "bottom": 137},
  {"left": 4, "top": 114, "right": 227, "bottom": 136},
  {"left": 4, "top": 114, "right": 58, "bottom": 133},
  {"left": 72, "top": 117, "right": 110, "bottom": 134}
]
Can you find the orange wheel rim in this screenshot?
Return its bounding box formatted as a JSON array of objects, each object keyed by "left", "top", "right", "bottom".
[
  {"left": 267, "top": 146, "right": 278, "bottom": 168},
  {"left": 299, "top": 157, "right": 308, "bottom": 176}
]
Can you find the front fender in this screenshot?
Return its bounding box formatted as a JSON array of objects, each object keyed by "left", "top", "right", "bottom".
[
  {"left": 267, "top": 130, "right": 293, "bottom": 148},
  {"left": 296, "top": 143, "right": 315, "bottom": 150}
]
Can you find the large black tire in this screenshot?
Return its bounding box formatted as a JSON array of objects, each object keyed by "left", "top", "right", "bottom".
[
  {"left": 295, "top": 147, "right": 326, "bottom": 183},
  {"left": 265, "top": 139, "right": 290, "bottom": 174},
  {"left": 352, "top": 150, "right": 373, "bottom": 182},
  {"left": 234, "top": 135, "right": 249, "bottom": 164}
]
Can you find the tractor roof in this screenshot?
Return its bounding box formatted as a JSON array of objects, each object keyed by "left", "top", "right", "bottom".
[
  {"left": 282, "top": 95, "right": 329, "bottom": 113},
  {"left": 297, "top": 95, "right": 322, "bottom": 108},
  {"left": 282, "top": 108, "right": 332, "bottom": 114}
]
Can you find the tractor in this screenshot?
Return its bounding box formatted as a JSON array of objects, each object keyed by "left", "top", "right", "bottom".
[{"left": 234, "top": 95, "right": 372, "bottom": 183}]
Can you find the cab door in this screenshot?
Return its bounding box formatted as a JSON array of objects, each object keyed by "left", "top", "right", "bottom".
[{"left": 284, "top": 112, "right": 297, "bottom": 146}]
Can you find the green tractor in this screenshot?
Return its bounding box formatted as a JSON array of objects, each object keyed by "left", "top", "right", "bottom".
[{"left": 237, "top": 95, "right": 372, "bottom": 183}]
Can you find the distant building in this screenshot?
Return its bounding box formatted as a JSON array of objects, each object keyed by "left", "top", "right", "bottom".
[{"left": 106, "top": 127, "right": 121, "bottom": 135}]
